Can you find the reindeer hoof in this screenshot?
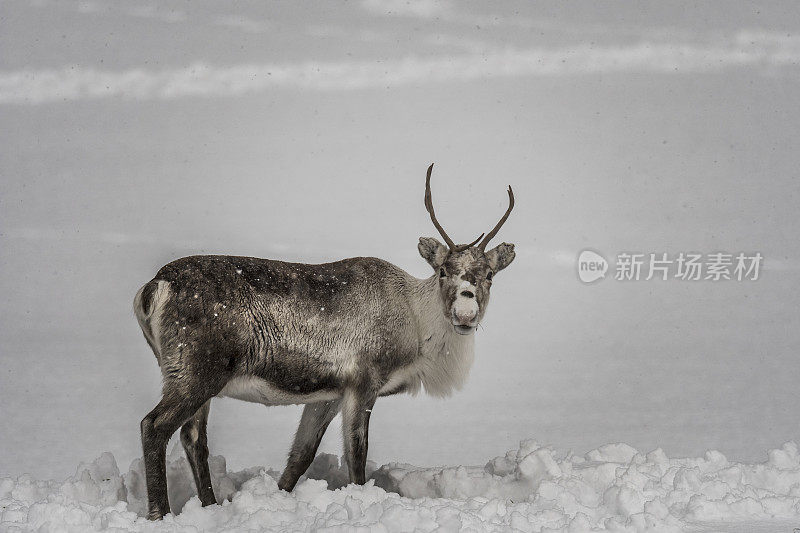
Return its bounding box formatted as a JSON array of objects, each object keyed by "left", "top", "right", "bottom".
[{"left": 147, "top": 507, "right": 169, "bottom": 520}]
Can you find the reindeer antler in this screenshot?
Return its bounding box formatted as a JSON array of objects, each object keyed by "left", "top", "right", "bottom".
[
  {"left": 424, "top": 163, "right": 484, "bottom": 252},
  {"left": 478, "top": 185, "right": 514, "bottom": 251},
  {"left": 461, "top": 233, "right": 485, "bottom": 249}
]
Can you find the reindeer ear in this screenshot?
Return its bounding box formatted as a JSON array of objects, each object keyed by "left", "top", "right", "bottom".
[
  {"left": 486, "top": 243, "right": 516, "bottom": 272},
  {"left": 418, "top": 237, "right": 449, "bottom": 269}
]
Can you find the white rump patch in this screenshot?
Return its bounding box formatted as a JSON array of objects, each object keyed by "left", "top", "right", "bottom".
[{"left": 133, "top": 280, "right": 171, "bottom": 361}]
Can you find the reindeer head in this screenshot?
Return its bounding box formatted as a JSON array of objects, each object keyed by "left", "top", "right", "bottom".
[{"left": 418, "top": 164, "right": 516, "bottom": 335}]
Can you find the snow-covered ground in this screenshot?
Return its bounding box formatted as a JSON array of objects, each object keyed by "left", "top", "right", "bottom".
[{"left": 4, "top": 440, "right": 800, "bottom": 532}]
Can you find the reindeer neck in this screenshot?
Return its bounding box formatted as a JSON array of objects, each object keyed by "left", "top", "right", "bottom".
[{"left": 406, "top": 274, "right": 476, "bottom": 397}]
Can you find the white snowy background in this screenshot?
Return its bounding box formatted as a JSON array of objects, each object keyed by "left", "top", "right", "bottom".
[{"left": 2, "top": 1, "right": 800, "bottom": 531}]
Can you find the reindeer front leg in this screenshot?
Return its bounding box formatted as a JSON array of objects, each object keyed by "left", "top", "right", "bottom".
[
  {"left": 278, "top": 399, "right": 341, "bottom": 491},
  {"left": 341, "top": 387, "right": 377, "bottom": 484}
]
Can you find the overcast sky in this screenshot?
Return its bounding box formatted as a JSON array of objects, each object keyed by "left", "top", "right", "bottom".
[{"left": 2, "top": 0, "right": 800, "bottom": 478}]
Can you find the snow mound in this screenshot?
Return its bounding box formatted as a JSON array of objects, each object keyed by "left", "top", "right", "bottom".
[{"left": 3, "top": 440, "right": 800, "bottom": 531}]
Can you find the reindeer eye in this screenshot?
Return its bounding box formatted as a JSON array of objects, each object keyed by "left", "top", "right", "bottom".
[
  {"left": 486, "top": 271, "right": 494, "bottom": 281},
  {"left": 439, "top": 268, "right": 446, "bottom": 278}
]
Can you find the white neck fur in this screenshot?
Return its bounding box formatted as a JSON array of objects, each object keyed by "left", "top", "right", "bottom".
[{"left": 408, "top": 276, "right": 476, "bottom": 397}]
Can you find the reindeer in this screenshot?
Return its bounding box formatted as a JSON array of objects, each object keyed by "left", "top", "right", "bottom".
[{"left": 133, "top": 164, "right": 516, "bottom": 519}]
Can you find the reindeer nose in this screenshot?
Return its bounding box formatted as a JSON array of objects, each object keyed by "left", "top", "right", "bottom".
[
  {"left": 460, "top": 290, "right": 475, "bottom": 299},
  {"left": 454, "top": 308, "right": 477, "bottom": 324}
]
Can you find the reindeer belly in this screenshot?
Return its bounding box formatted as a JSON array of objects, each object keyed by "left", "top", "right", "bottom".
[{"left": 218, "top": 375, "right": 341, "bottom": 406}]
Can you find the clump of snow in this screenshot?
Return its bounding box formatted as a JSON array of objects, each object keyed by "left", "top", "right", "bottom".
[{"left": 3, "top": 440, "right": 800, "bottom": 531}]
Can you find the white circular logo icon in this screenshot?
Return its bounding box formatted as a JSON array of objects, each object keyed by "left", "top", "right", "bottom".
[{"left": 577, "top": 250, "right": 608, "bottom": 283}]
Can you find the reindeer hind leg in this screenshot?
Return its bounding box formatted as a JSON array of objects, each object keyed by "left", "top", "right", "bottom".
[
  {"left": 141, "top": 356, "right": 228, "bottom": 519},
  {"left": 180, "top": 400, "right": 216, "bottom": 506}
]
